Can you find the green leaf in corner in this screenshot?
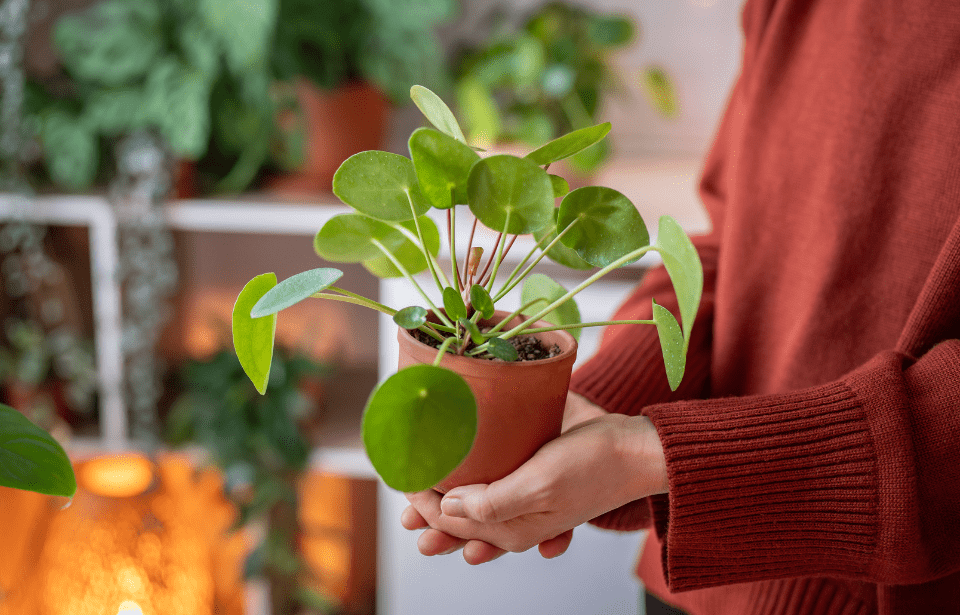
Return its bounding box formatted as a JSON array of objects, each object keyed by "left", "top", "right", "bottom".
[
  {"left": 362, "top": 365, "right": 476, "bottom": 492},
  {"left": 0, "top": 404, "right": 76, "bottom": 497},
  {"left": 469, "top": 284, "right": 495, "bottom": 319},
  {"left": 442, "top": 287, "right": 466, "bottom": 322},
  {"left": 525, "top": 123, "right": 612, "bottom": 166},
  {"left": 655, "top": 216, "right": 703, "bottom": 351},
  {"left": 652, "top": 301, "right": 685, "bottom": 391},
  {"left": 410, "top": 85, "right": 467, "bottom": 144},
  {"left": 394, "top": 306, "right": 428, "bottom": 329},
  {"left": 233, "top": 273, "right": 278, "bottom": 395},
  {"left": 251, "top": 268, "right": 343, "bottom": 318},
  {"left": 521, "top": 273, "right": 581, "bottom": 340}
]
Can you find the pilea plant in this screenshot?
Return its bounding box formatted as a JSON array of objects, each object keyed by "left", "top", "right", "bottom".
[{"left": 232, "top": 86, "right": 702, "bottom": 492}]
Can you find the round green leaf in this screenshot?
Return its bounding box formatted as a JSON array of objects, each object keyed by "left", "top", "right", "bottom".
[
  {"left": 557, "top": 187, "right": 649, "bottom": 267},
  {"left": 0, "top": 404, "right": 76, "bottom": 497},
  {"left": 362, "top": 365, "right": 477, "bottom": 492},
  {"left": 333, "top": 151, "right": 431, "bottom": 222},
  {"left": 443, "top": 287, "right": 466, "bottom": 322},
  {"left": 533, "top": 209, "right": 593, "bottom": 270},
  {"left": 393, "top": 306, "right": 428, "bottom": 329},
  {"left": 486, "top": 337, "right": 518, "bottom": 362},
  {"left": 549, "top": 174, "right": 570, "bottom": 199},
  {"left": 467, "top": 155, "right": 554, "bottom": 235},
  {"left": 232, "top": 273, "right": 277, "bottom": 395},
  {"left": 314, "top": 214, "right": 405, "bottom": 263},
  {"left": 410, "top": 85, "right": 467, "bottom": 144},
  {"left": 361, "top": 217, "right": 441, "bottom": 278},
  {"left": 521, "top": 273, "right": 582, "bottom": 340},
  {"left": 525, "top": 123, "right": 612, "bottom": 166},
  {"left": 656, "top": 216, "right": 703, "bottom": 350},
  {"left": 250, "top": 268, "right": 343, "bottom": 318},
  {"left": 469, "top": 284, "right": 495, "bottom": 319},
  {"left": 459, "top": 317, "right": 484, "bottom": 345},
  {"left": 652, "top": 301, "right": 685, "bottom": 391},
  {"left": 409, "top": 128, "right": 480, "bottom": 209}
]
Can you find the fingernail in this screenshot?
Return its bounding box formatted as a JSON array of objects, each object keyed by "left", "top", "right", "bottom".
[{"left": 441, "top": 496, "right": 465, "bottom": 518}]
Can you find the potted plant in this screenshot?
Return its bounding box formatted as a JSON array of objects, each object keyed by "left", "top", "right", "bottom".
[
  {"left": 231, "top": 86, "right": 702, "bottom": 493},
  {"left": 453, "top": 1, "right": 677, "bottom": 176},
  {"left": 263, "top": 0, "right": 456, "bottom": 193}
]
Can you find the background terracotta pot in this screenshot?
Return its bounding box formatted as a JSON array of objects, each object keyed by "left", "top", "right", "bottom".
[
  {"left": 269, "top": 79, "right": 390, "bottom": 195},
  {"left": 397, "top": 311, "right": 577, "bottom": 493}
]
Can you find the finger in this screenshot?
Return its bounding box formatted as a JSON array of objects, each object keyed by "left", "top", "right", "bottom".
[
  {"left": 462, "top": 540, "right": 507, "bottom": 565},
  {"left": 442, "top": 472, "right": 543, "bottom": 524},
  {"left": 537, "top": 529, "right": 574, "bottom": 559},
  {"left": 406, "top": 489, "right": 444, "bottom": 524},
  {"left": 401, "top": 505, "right": 430, "bottom": 530},
  {"left": 417, "top": 528, "right": 467, "bottom": 556}
]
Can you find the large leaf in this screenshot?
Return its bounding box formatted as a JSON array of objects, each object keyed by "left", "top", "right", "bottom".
[
  {"left": 525, "top": 123, "right": 611, "bottom": 166},
  {"left": 410, "top": 85, "right": 467, "bottom": 144},
  {"left": 143, "top": 60, "right": 212, "bottom": 158},
  {"left": 361, "top": 217, "right": 441, "bottom": 278},
  {"left": 0, "top": 404, "right": 76, "bottom": 497},
  {"left": 467, "top": 155, "right": 554, "bottom": 235},
  {"left": 333, "top": 151, "right": 432, "bottom": 222},
  {"left": 409, "top": 128, "right": 480, "bottom": 209},
  {"left": 521, "top": 273, "right": 581, "bottom": 340},
  {"left": 233, "top": 274, "right": 278, "bottom": 395},
  {"left": 199, "top": 0, "right": 276, "bottom": 73},
  {"left": 362, "top": 365, "right": 477, "bottom": 492},
  {"left": 314, "top": 214, "right": 404, "bottom": 263},
  {"left": 652, "top": 301, "right": 685, "bottom": 391},
  {"left": 655, "top": 216, "right": 703, "bottom": 351},
  {"left": 557, "top": 187, "right": 649, "bottom": 267},
  {"left": 532, "top": 209, "right": 593, "bottom": 270},
  {"left": 250, "top": 268, "right": 343, "bottom": 318},
  {"left": 41, "top": 110, "right": 98, "bottom": 189}
]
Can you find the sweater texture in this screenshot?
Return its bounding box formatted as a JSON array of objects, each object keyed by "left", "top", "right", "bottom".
[{"left": 568, "top": 0, "right": 960, "bottom": 613}]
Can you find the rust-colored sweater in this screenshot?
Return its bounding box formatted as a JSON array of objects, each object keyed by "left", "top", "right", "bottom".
[{"left": 568, "top": 1, "right": 960, "bottom": 613}]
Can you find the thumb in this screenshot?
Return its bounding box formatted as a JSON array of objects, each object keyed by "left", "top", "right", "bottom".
[{"left": 441, "top": 477, "right": 535, "bottom": 523}]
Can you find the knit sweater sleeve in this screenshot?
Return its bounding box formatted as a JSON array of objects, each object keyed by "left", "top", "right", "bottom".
[{"left": 644, "top": 341, "right": 960, "bottom": 591}]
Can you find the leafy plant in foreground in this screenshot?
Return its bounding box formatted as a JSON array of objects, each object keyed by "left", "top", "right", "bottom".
[{"left": 233, "top": 86, "right": 703, "bottom": 492}]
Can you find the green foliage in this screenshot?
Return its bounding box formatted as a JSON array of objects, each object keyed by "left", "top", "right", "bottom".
[
  {"left": 233, "top": 85, "right": 703, "bottom": 491},
  {"left": 233, "top": 273, "right": 278, "bottom": 395},
  {"left": 0, "top": 404, "right": 76, "bottom": 497}
]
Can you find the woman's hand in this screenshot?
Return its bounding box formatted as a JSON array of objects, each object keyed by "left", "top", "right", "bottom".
[{"left": 401, "top": 399, "right": 667, "bottom": 564}]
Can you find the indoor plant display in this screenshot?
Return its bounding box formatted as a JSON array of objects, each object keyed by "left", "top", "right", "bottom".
[
  {"left": 453, "top": 2, "right": 677, "bottom": 174},
  {"left": 232, "top": 86, "right": 702, "bottom": 493}
]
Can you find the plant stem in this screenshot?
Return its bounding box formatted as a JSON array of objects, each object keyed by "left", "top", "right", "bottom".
[
  {"left": 484, "top": 211, "right": 511, "bottom": 293},
  {"left": 391, "top": 222, "right": 451, "bottom": 290},
  {"left": 493, "top": 219, "right": 579, "bottom": 301},
  {"left": 483, "top": 298, "right": 549, "bottom": 335},
  {"left": 403, "top": 193, "right": 449, "bottom": 291},
  {"left": 433, "top": 336, "right": 458, "bottom": 367},
  {"left": 475, "top": 232, "right": 502, "bottom": 287},
  {"left": 492, "top": 232, "right": 554, "bottom": 302},
  {"left": 448, "top": 208, "right": 461, "bottom": 293},
  {"left": 462, "top": 217, "right": 478, "bottom": 287},
  {"left": 372, "top": 239, "right": 453, "bottom": 328},
  {"left": 519, "top": 319, "right": 656, "bottom": 334},
  {"left": 479, "top": 235, "right": 517, "bottom": 288},
  {"left": 499, "top": 245, "right": 658, "bottom": 340},
  {"left": 312, "top": 290, "right": 446, "bottom": 342}
]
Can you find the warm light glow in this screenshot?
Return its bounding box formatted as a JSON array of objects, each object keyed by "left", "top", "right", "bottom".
[
  {"left": 78, "top": 453, "right": 154, "bottom": 498},
  {"left": 116, "top": 601, "right": 143, "bottom": 615}
]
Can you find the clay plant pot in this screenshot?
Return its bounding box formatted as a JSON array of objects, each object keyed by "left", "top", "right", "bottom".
[
  {"left": 397, "top": 310, "right": 577, "bottom": 493},
  {"left": 269, "top": 79, "right": 390, "bottom": 195}
]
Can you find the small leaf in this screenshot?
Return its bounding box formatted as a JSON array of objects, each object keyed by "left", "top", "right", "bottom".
[
  {"left": 333, "top": 151, "right": 432, "bottom": 222},
  {"left": 526, "top": 123, "right": 612, "bottom": 166},
  {"left": 652, "top": 301, "right": 685, "bottom": 391},
  {"left": 521, "top": 273, "right": 581, "bottom": 341},
  {"left": 459, "top": 318, "right": 484, "bottom": 345},
  {"left": 469, "top": 285, "right": 495, "bottom": 319},
  {"left": 251, "top": 268, "right": 343, "bottom": 318},
  {"left": 656, "top": 216, "right": 703, "bottom": 351},
  {"left": 467, "top": 155, "right": 554, "bottom": 235},
  {"left": 409, "top": 127, "right": 480, "bottom": 209},
  {"left": 486, "top": 337, "right": 518, "bottom": 362},
  {"left": 362, "top": 365, "right": 477, "bottom": 492},
  {"left": 0, "top": 404, "right": 76, "bottom": 497},
  {"left": 442, "top": 287, "right": 466, "bottom": 322},
  {"left": 233, "top": 273, "right": 277, "bottom": 395},
  {"left": 549, "top": 174, "right": 570, "bottom": 198},
  {"left": 558, "top": 187, "right": 649, "bottom": 268},
  {"left": 410, "top": 85, "right": 467, "bottom": 144},
  {"left": 642, "top": 67, "right": 679, "bottom": 118},
  {"left": 394, "top": 306, "right": 428, "bottom": 329}
]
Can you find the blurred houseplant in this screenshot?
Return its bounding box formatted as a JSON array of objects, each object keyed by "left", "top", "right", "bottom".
[
  {"left": 164, "top": 345, "right": 338, "bottom": 615},
  {"left": 453, "top": 1, "right": 677, "bottom": 175}
]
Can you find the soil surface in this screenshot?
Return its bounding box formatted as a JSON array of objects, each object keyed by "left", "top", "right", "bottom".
[{"left": 411, "top": 327, "right": 562, "bottom": 361}]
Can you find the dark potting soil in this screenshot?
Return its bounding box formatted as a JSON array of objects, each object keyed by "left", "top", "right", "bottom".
[{"left": 411, "top": 327, "right": 562, "bottom": 361}]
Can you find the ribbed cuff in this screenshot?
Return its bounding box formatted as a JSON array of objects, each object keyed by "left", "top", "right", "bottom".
[{"left": 645, "top": 381, "right": 879, "bottom": 591}]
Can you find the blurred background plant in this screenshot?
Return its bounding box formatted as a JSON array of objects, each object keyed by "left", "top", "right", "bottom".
[
  {"left": 453, "top": 1, "right": 677, "bottom": 175},
  {"left": 163, "top": 343, "right": 337, "bottom": 615}
]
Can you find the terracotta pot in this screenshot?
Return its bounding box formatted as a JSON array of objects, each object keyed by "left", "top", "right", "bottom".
[
  {"left": 397, "top": 311, "right": 578, "bottom": 493},
  {"left": 269, "top": 79, "right": 390, "bottom": 195}
]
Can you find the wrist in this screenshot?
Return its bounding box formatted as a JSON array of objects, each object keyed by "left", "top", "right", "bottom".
[{"left": 618, "top": 415, "right": 668, "bottom": 498}]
